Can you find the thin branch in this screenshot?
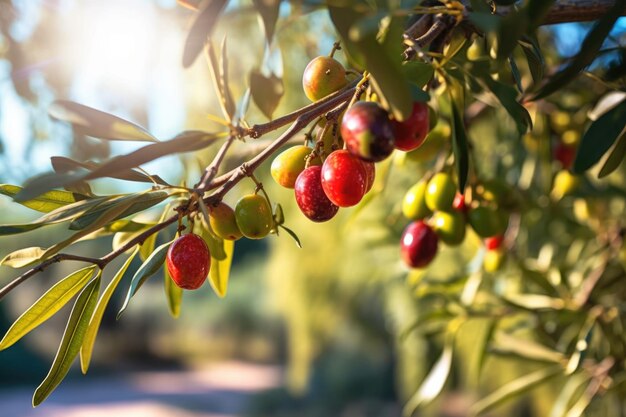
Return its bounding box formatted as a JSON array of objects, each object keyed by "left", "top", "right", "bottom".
[
  {"left": 0, "top": 254, "right": 103, "bottom": 300},
  {"left": 194, "top": 135, "right": 236, "bottom": 193}
]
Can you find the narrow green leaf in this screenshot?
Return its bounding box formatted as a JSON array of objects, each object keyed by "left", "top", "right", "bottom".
[
  {"left": 0, "top": 184, "right": 88, "bottom": 213},
  {"left": 472, "top": 318, "right": 497, "bottom": 384},
  {"left": 0, "top": 265, "right": 97, "bottom": 351},
  {"left": 51, "top": 156, "right": 169, "bottom": 186},
  {"left": 69, "top": 191, "right": 168, "bottom": 231},
  {"left": 15, "top": 131, "right": 218, "bottom": 202},
  {"left": 450, "top": 100, "right": 469, "bottom": 193},
  {"left": 481, "top": 76, "right": 532, "bottom": 135},
  {"left": 509, "top": 56, "right": 523, "bottom": 93},
  {"left": 532, "top": 0, "right": 625, "bottom": 100},
  {"left": 469, "top": 365, "right": 562, "bottom": 416},
  {"left": 41, "top": 197, "right": 142, "bottom": 260},
  {"left": 14, "top": 170, "right": 90, "bottom": 203},
  {"left": 598, "top": 129, "right": 626, "bottom": 178},
  {"left": 250, "top": 70, "right": 284, "bottom": 120},
  {"left": 0, "top": 247, "right": 46, "bottom": 268},
  {"left": 403, "top": 338, "right": 454, "bottom": 415},
  {"left": 502, "top": 293, "right": 566, "bottom": 311},
  {"left": 49, "top": 101, "right": 157, "bottom": 142},
  {"left": 492, "top": 332, "right": 565, "bottom": 363},
  {"left": 219, "top": 37, "right": 237, "bottom": 121},
  {"left": 80, "top": 249, "right": 139, "bottom": 373},
  {"left": 354, "top": 17, "right": 413, "bottom": 121},
  {"left": 117, "top": 240, "right": 173, "bottom": 318},
  {"left": 574, "top": 100, "right": 626, "bottom": 173},
  {"left": 519, "top": 37, "right": 544, "bottom": 86},
  {"left": 209, "top": 239, "right": 234, "bottom": 298},
  {"left": 402, "top": 61, "right": 434, "bottom": 89},
  {"left": 252, "top": 0, "right": 280, "bottom": 43},
  {"left": 279, "top": 225, "right": 302, "bottom": 248},
  {"left": 164, "top": 266, "right": 183, "bottom": 318},
  {"left": 182, "top": 0, "right": 229, "bottom": 68},
  {"left": 196, "top": 221, "right": 227, "bottom": 261},
  {"left": 549, "top": 372, "right": 590, "bottom": 417},
  {"left": 33, "top": 273, "right": 101, "bottom": 406}
]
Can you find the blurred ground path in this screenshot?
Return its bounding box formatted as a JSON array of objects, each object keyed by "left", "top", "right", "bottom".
[{"left": 0, "top": 361, "right": 282, "bottom": 417}]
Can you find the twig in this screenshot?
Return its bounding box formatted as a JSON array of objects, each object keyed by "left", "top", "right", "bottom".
[{"left": 194, "top": 135, "right": 236, "bottom": 193}]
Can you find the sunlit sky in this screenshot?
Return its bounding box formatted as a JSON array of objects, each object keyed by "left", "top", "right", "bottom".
[{"left": 0, "top": 0, "right": 187, "bottom": 184}]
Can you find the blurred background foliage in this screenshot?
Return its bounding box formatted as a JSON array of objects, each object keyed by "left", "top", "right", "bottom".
[{"left": 1, "top": 1, "right": 626, "bottom": 416}]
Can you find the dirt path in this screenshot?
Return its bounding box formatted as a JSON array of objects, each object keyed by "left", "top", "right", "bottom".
[{"left": 0, "top": 361, "right": 282, "bottom": 417}]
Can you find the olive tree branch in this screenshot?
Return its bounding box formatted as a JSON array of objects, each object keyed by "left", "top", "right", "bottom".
[
  {"left": 0, "top": 78, "right": 366, "bottom": 301},
  {"left": 194, "top": 135, "right": 236, "bottom": 193}
]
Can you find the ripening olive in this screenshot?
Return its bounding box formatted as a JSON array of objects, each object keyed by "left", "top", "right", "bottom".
[
  {"left": 235, "top": 194, "right": 274, "bottom": 239},
  {"left": 431, "top": 211, "right": 466, "bottom": 246},
  {"left": 271, "top": 145, "right": 318, "bottom": 189},
  {"left": 302, "top": 56, "right": 348, "bottom": 102},
  {"left": 425, "top": 173, "right": 457, "bottom": 212},
  {"left": 402, "top": 180, "right": 431, "bottom": 220},
  {"left": 209, "top": 202, "right": 243, "bottom": 241}
]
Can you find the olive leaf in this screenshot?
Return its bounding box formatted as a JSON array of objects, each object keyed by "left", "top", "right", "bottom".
[
  {"left": 182, "top": 0, "right": 229, "bottom": 68},
  {"left": 209, "top": 238, "right": 234, "bottom": 298},
  {"left": 69, "top": 191, "right": 168, "bottom": 231},
  {"left": 252, "top": 0, "right": 280, "bottom": 43},
  {"left": 598, "top": 129, "right": 626, "bottom": 178},
  {"left": 403, "top": 336, "right": 454, "bottom": 415},
  {"left": 80, "top": 249, "right": 139, "bottom": 373},
  {"left": 0, "top": 247, "right": 47, "bottom": 269},
  {"left": 469, "top": 365, "right": 562, "bottom": 416},
  {"left": 49, "top": 100, "right": 157, "bottom": 142},
  {"left": 117, "top": 240, "right": 174, "bottom": 319},
  {"left": 33, "top": 273, "right": 101, "bottom": 406},
  {"left": 0, "top": 265, "right": 98, "bottom": 351},
  {"left": 15, "top": 131, "right": 219, "bottom": 202},
  {"left": 450, "top": 98, "right": 469, "bottom": 193},
  {"left": 574, "top": 100, "right": 626, "bottom": 173},
  {"left": 164, "top": 266, "right": 183, "bottom": 318},
  {"left": 250, "top": 69, "right": 284, "bottom": 120},
  {"left": 0, "top": 184, "right": 88, "bottom": 213},
  {"left": 51, "top": 156, "right": 169, "bottom": 186}
]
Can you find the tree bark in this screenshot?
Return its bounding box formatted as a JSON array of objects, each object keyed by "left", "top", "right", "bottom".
[{"left": 500, "top": 0, "right": 626, "bottom": 25}]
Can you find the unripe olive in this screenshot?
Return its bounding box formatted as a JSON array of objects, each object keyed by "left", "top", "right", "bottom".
[
  {"left": 484, "top": 248, "right": 506, "bottom": 273},
  {"left": 234, "top": 194, "right": 273, "bottom": 239},
  {"left": 431, "top": 210, "right": 466, "bottom": 246},
  {"left": 209, "top": 202, "right": 243, "bottom": 241},
  {"left": 468, "top": 205, "right": 506, "bottom": 238},
  {"left": 271, "top": 145, "right": 318, "bottom": 189},
  {"left": 562, "top": 129, "right": 581, "bottom": 147},
  {"left": 425, "top": 173, "right": 457, "bottom": 212},
  {"left": 402, "top": 180, "right": 431, "bottom": 220}
]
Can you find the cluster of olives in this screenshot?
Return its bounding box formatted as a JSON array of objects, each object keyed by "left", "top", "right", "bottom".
[
  {"left": 400, "top": 173, "right": 510, "bottom": 270},
  {"left": 271, "top": 55, "right": 430, "bottom": 223},
  {"left": 166, "top": 194, "right": 274, "bottom": 290}
]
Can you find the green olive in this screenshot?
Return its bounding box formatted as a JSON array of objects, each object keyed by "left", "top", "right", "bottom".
[
  {"left": 209, "top": 202, "right": 243, "bottom": 241},
  {"left": 468, "top": 205, "right": 507, "bottom": 238},
  {"left": 431, "top": 211, "right": 466, "bottom": 246},
  {"left": 425, "top": 173, "right": 457, "bottom": 212},
  {"left": 402, "top": 180, "right": 431, "bottom": 220},
  {"left": 234, "top": 194, "right": 274, "bottom": 239}
]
